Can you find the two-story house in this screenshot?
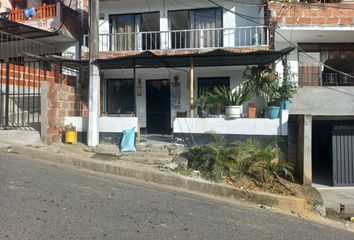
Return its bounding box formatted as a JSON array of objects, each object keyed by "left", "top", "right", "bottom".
[
  {"left": 269, "top": 0, "right": 354, "bottom": 186},
  {"left": 80, "top": 0, "right": 293, "bottom": 148}
]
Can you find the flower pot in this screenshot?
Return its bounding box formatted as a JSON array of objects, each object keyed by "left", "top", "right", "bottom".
[
  {"left": 225, "top": 105, "right": 243, "bottom": 119},
  {"left": 248, "top": 106, "right": 256, "bottom": 118},
  {"left": 65, "top": 131, "right": 77, "bottom": 144},
  {"left": 265, "top": 106, "right": 280, "bottom": 119},
  {"left": 263, "top": 72, "right": 277, "bottom": 83},
  {"left": 282, "top": 100, "right": 291, "bottom": 110}
]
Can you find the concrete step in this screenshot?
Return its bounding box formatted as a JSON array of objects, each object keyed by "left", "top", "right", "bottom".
[
  {"left": 119, "top": 155, "right": 173, "bottom": 165},
  {"left": 121, "top": 152, "right": 171, "bottom": 159}
]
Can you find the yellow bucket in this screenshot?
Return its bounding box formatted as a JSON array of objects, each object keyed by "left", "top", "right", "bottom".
[{"left": 65, "top": 131, "right": 77, "bottom": 144}]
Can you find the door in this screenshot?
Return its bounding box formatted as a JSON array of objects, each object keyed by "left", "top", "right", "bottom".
[
  {"left": 146, "top": 80, "right": 171, "bottom": 134},
  {"left": 332, "top": 125, "right": 354, "bottom": 186}
]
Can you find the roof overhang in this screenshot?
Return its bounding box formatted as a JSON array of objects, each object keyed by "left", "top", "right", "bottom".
[
  {"left": 0, "top": 18, "right": 58, "bottom": 42},
  {"left": 96, "top": 47, "right": 295, "bottom": 69}
]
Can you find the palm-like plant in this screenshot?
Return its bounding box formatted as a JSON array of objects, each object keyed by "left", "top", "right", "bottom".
[{"left": 208, "top": 82, "right": 254, "bottom": 107}]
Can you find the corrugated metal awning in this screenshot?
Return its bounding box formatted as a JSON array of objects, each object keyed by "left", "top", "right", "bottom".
[
  {"left": 96, "top": 47, "right": 295, "bottom": 69},
  {"left": 0, "top": 18, "right": 58, "bottom": 42}
]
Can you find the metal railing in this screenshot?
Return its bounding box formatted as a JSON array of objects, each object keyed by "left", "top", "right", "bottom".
[
  {"left": 9, "top": 3, "right": 57, "bottom": 22},
  {"left": 299, "top": 72, "right": 354, "bottom": 86},
  {"left": 83, "top": 26, "right": 269, "bottom": 52},
  {"left": 0, "top": 30, "right": 76, "bottom": 61}
]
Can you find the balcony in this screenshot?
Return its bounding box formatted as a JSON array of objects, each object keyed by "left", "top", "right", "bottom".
[
  {"left": 9, "top": 3, "right": 57, "bottom": 23},
  {"left": 83, "top": 26, "right": 269, "bottom": 53},
  {"left": 299, "top": 72, "right": 354, "bottom": 86}
]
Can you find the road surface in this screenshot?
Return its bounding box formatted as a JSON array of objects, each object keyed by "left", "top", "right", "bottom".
[{"left": 0, "top": 151, "right": 352, "bottom": 239}]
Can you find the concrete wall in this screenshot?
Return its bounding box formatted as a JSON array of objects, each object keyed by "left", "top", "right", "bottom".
[
  {"left": 64, "top": 116, "right": 138, "bottom": 132},
  {"left": 101, "top": 65, "right": 266, "bottom": 129},
  {"left": 174, "top": 110, "right": 289, "bottom": 136},
  {"left": 290, "top": 87, "right": 354, "bottom": 116}
]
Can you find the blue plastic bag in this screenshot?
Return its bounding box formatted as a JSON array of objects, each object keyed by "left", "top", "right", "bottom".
[
  {"left": 24, "top": 8, "right": 35, "bottom": 18},
  {"left": 120, "top": 127, "right": 136, "bottom": 152}
]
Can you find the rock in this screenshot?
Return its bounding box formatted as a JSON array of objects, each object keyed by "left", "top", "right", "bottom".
[
  {"left": 312, "top": 203, "right": 327, "bottom": 217},
  {"left": 95, "top": 144, "right": 120, "bottom": 155},
  {"left": 173, "top": 155, "right": 188, "bottom": 169},
  {"left": 164, "top": 162, "right": 179, "bottom": 170},
  {"left": 191, "top": 170, "right": 201, "bottom": 178}
]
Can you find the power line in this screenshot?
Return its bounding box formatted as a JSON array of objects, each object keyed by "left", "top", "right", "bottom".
[
  {"left": 206, "top": 0, "right": 354, "bottom": 79},
  {"left": 275, "top": 30, "right": 354, "bottom": 79}
]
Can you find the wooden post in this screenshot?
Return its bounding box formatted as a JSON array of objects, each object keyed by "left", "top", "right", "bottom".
[{"left": 189, "top": 57, "right": 194, "bottom": 118}]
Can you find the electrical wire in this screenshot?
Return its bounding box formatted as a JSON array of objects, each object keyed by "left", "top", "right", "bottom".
[{"left": 205, "top": 0, "right": 354, "bottom": 79}]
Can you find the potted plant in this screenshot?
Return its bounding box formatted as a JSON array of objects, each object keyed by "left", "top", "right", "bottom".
[
  {"left": 191, "top": 93, "right": 211, "bottom": 118},
  {"left": 261, "top": 81, "right": 281, "bottom": 119},
  {"left": 209, "top": 82, "right": 254, "bottom": 119},
  {"left": 260, "top": 67, "right": 277, "bottom": 83},
  {"left": 64, "top": 123, "right": 77, "bottom": 144},
  {"left": 278, "top": 59, "right": 297, "bottom": 110},
  {"left": 247, "top": 102, "right": 257, "bottom": 118}
]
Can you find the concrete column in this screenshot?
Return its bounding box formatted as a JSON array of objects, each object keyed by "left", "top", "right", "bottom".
[
  {"left": 280, "top": 109, "right": 289, "bottom": 136},
  {"left": 40, "top": 82, "right": 48, "bottom": 144},
  {"left": 189, "top": 57, "right": 194, "bottom": 118},
  {"left": 88, "top": 0, "right": 100, "bottom": 147},
  {"left": 303, "top": 114, "right": 312, "bottom": 186},
  {"left": 160, "top": 9, "right": 168, "bottom": 50}
]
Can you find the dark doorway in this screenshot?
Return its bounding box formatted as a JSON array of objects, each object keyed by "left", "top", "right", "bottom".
[
  {"left": 146, "top": 80, "right": 171, "bottom": 134},
  {"left": 312, "top": 120, "right": 333, "bottom": 186}
]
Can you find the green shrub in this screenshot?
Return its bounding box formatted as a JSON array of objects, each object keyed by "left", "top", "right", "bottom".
[{"left": 186, "top": 136, "right": 295, "bottom": 185}]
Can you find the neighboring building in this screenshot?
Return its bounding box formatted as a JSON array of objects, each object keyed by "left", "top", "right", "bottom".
[
  {"left": 269, "top": 0, "right": 354, "bottom": 186},
  {"left": 0, "top": 0, "right": 89, "bottom": 60},
  {"left": 78, "top": 0, "right": 292, "bottom": 148}
]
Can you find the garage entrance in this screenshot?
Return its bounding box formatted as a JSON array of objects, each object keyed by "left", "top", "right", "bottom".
[{"left": 312, "top": 120, "right": 354, "bottom": 186}]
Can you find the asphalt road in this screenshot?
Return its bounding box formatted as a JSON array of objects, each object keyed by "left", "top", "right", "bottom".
[{"left": 0, "top": 152, "right": 353, "bottom": 240}]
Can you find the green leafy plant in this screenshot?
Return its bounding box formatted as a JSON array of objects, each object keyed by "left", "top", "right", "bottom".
[
  {"left": 261, "top": 81, "right": 281, "bottom": 106},
  {"left": 208, "top": 82, "right": 254, "bottom": 107},
  {"left": 64, "top": 123, "right": 76, "bottom": 132},
  {"left": 278, "top": 58, "right": 297, "bottom": 101},
  {"left": 232, "top": 137, "right": 294, "bottom": 185}
]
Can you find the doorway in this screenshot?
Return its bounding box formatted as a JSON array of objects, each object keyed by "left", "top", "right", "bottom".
[
  {"left": 146, "top": 80, "right": 171, "bottom": 134},
  {"left": 312, "top": 120, "right": 333, "bottom": 186}
]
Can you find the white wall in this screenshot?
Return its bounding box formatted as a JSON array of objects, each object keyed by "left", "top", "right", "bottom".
[
  {"left": 101, "top": 65, "right": 265, "bottom": 129},
  {"left": 174, "top": 110, "right": 288, "bottom": 136},
  {"left": 64, "top": 117, "right": 138, "bottom": 132},
  {"left": 0, "top": 0, "right": 12, "bottom": 12}
]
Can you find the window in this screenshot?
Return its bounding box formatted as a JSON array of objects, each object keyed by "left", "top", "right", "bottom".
[
  {"left": 105, "top": 79, "right": 135, "bottom": 115},
  {"left": 299, "top": 43, "right": 354, "bottom": 86},
  {"left": 109, "top": 12, "right": 160, "bottom": 51},
  {"left": 169, "top": 8, "right": 223, "bottom": 49},
  {"left": 198, "top": 77, "right": 230, "bottom": 115}
]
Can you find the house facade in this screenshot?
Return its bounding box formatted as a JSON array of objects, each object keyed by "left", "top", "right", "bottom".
[
  {"left": 269, "top": 0, "right": 354, "bottom": 186},
  {"left": 77, "top": 0, "right": 295, "bottom": 148}
]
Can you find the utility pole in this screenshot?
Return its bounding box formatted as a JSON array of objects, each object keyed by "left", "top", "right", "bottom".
[{"left": 88, "top": 0, "right": 100, "bottom": 146}]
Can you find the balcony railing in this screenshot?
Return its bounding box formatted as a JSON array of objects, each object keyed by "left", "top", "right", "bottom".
[
  {"left": 9, "top": 3, "right": 57, "bottom": 22},
  {"left": 84, "top": 26, "right": 269, "bottom": 52},
  {"left": 299, "top": 72, "right": 354, "bottom": 86}
]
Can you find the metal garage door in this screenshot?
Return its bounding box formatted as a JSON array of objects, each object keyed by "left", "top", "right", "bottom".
[{"left": 332, "top": 125, "right": 354, "bottom": 186}]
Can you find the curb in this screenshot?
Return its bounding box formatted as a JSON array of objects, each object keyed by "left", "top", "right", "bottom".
[{"left": 9, "top": 144, "right": 309, "bottom": 214}]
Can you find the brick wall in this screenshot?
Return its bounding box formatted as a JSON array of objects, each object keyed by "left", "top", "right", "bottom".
[
  {"left": 269, "top": 1, "right": 354, "bottom": 26},
  {"left": 45, "top": 76, "right": 88, "bottom": 144}
]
